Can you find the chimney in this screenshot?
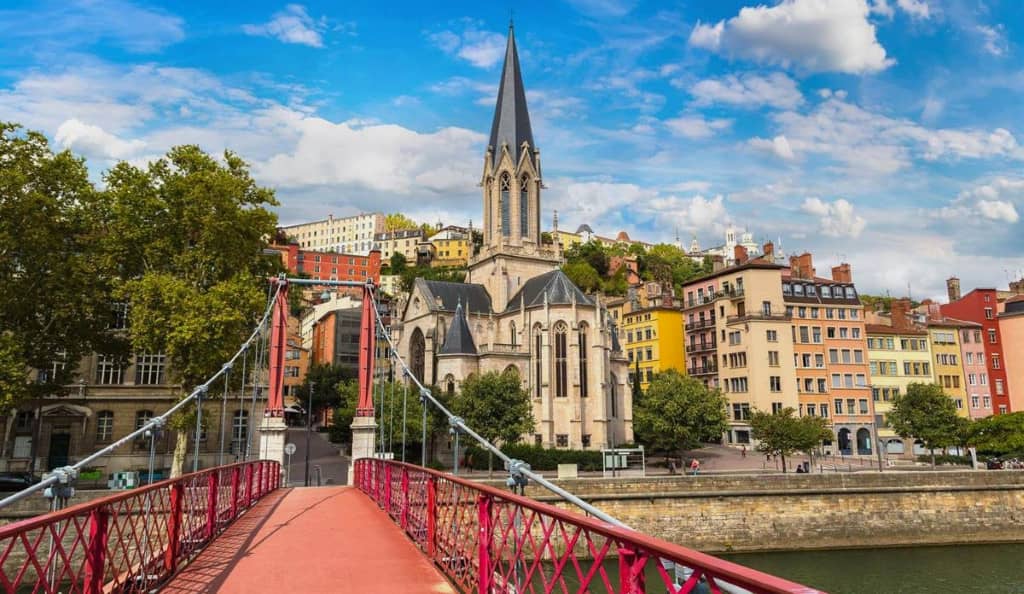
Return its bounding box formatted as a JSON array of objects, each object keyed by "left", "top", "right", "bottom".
[
  {"left": 946, "top": 277, "right": 961, "bottom": 303},
  {"left": 831, "top": 263, "right": 852, "bottom": 283},
  {"left": 763, "top": 241, "right": 774, "bottom": 259},
  {"left": 734, "top": 245, "right": 748, "bottom": 265},
  {"left": 891, "top": 298, "right": 912, "bottom": 330},
  {"left": 790, "top": 252, "right": 815, "bottom": 280}
]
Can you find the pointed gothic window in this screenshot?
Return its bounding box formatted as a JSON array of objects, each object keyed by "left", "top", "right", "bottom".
[
  {"left": 500, "top": 174, "right": 511, "bottom": 236},
  {"left": 554, "top": 322, "right": 568, "bottom": 398},
  {"left": 410, "top": 328, "right": 426, "bottom": 384},
  {"left": 578, "top": 324, "right": 588, "bottom": 398},
  {"left": 533, "top": 324, "right": 543, "bottom": 399},
  {"left": 520, "top": 175, "right": 530, "bottom": 237},
  {"left": 510, "top": 321, "right": 516, "bottom": 347}
]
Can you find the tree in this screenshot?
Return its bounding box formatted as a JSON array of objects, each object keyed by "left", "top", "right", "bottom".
[
  {"left": 384, "top": 213, "right": 418, "bottom": 232},
  {"left": 102, "top": 145, "right": 279, "bottom": 477},
  {"left": 889, "top": 383, "right": 960, "bottom": 467},
  {"left": 565, "top": 240, "right": 610, "bottom": 276},
  {"left": 750, "top": 408, "right": 831, "bottom": 473},
  {"left": 452, "top": 370, "right": 534, "bottom": 476},
  {"left": 562, "top": 261, "right": 601, "bottom": 293},
  {"left": 969, "top": 412, "right": 1024, "bottom": 457},
  {"left": 0, "top": 123, "right": 120, "bottom": 411},
  {"left": 633, "top": 370, "right": 728, "bottom": 461},
  {"left": 602, "top": 267, "right": 629, "bottom": 296},
  {"left": 300, "top": 363, "right": 355, "bottom": 415},
  {"left": 389, "top": 252, "right": 408, "bottom": 275}
]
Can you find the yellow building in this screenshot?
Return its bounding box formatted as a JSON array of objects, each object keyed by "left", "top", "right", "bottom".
[
  {"left": 429, "top": 227, "right": 471, "bottom": 268},
  {"left": 927, "top": 321, "right": 969, "bottom": 418},
  {"left": 622, "top": 305, "right": 685, "bottom": 391},
  {"left": 866, "top": 324, "right": 933, "bottom": 449}
]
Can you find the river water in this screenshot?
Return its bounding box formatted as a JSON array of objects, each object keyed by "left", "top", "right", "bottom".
[{"left": 723, "top": 543, "right": 1024, "bottom": 593}]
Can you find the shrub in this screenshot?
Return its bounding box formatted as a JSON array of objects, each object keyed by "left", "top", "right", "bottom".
[{"left": 462, "top": 444, "right": 604, "bottom": 472}]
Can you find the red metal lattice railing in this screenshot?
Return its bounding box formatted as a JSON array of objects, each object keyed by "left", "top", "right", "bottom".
[
  {"left": 0, "top": 459, "right": 280, "bottom": 594},
  {"left": 355, "top": 459, "right": 825, "bottom": 594}
]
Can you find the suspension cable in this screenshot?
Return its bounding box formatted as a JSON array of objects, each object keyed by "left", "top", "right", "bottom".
[{"left": 0, "top": 282, "right": 284, "bottom": 510}]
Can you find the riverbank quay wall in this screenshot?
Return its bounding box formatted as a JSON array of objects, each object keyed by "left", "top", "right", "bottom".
[{"left": 483, "top": 471, "right": 1024, "bottom": 553}]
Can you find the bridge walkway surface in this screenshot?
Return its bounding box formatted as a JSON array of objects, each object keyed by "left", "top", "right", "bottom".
[{"left": 161, "top": 486, "right": 454, "bottom": 594}]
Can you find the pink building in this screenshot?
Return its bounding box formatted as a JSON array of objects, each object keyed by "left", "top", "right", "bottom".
[{"left": 955, "top": 319, "right": 993, "bottom": 419}]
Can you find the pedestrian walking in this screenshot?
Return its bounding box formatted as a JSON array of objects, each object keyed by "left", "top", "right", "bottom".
[
  {"left": 741, "top": 445, "right": 747, "bottom": 458},
  {"left": 689, "top": 458, "right": 700, "bottom": 476}
]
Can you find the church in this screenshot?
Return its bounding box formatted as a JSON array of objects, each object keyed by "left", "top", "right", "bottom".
[{"left": 393, "top": 25, "right": 632, "bottom": 450}]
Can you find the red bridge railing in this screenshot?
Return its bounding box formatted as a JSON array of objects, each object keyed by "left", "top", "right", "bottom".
[
  {"left": 355, "top": 459, "right": 824, "bottom": 594},
  {"left": 0, "top": 459, "right": 280, "bottom": 594}
]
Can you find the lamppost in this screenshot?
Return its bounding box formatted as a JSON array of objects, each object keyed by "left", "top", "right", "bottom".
[{"left": 304, "top": 381, "right": 315, "bottom": 487}]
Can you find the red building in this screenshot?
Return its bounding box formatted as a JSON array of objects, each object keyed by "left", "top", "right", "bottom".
[
  {"left": 270, "top": 243, "right": 381, "bottom": 285},
  {"left": 941, "top": 284, "right": 1011, "bottom": 414}
]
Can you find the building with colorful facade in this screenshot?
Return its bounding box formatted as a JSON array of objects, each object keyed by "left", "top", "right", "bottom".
[
  {"left": 279, "top": 212, "right": 384, "bottom": 254},
  {"left": 998, "top": 296, "right": 1024, "bottom": 413},
  {"left": 622, "top": 304, "right": 685, "bottom": 391},
  {"left": 268, "top": 243, "right": 381, "bottom": 286},
  {"left": 941, "top": 284, "right": 1012, "bottom": 414}
]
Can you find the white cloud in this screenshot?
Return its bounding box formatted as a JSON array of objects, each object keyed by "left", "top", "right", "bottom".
[
  {"left": 688, "top": 0, "right": 893, "bottom": 74},
  {"left": 54, "top": 118, "right": 147, "bottom": 160},
  {"left": 977, "top": 200, "right": 1019, "bottom": 223},
  {"left": 896, "top": 0, "right": 930, "bottom": 19},
  {"left": 801, "top": 197, "right": 866, "bottom": 237},
  {"left": 665, "top": 115, "right": 732, "bottom": 139},
  {"left": 428, "top": 26, "right": 506, "bottom": 68},
  {"left": 0, "top": 0, "right": 184, "bottom": 53},
  {"left": 690, "top": 72, "right": 803, "bottom": 110},
  {"left": 749, "top": 135, "right": 796, "bottom": 160},
  {"left": 870, "top": 0, "right": 894, "bottom": 18},
  {"left": 939, "top": 177, "right": 1024, "bottom": 224},
  {"left": 766, "top": 94, "right": 1020, "bottom": 174},
  {"left": 242, "top": 4, "right": 327, "bottom": 48},
  {"left": 976, "top": 25, "right": 1008, "bottom": 57}
]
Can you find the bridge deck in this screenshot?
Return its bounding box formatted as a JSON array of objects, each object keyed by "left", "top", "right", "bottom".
[{"left": 162, "top": 486, "right": 454, "bottom": 593}]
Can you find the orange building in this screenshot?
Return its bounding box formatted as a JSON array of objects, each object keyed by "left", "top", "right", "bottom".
[
  {"left": 999, "top": 296, "right": 1024, "bottom": 413},
  {"left": 269, "top": 243, "right": 381, "bottom": 285}
]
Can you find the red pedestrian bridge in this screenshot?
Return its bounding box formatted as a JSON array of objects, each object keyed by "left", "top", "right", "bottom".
[{"left": 0, "top": 458, "right": 823, "bottom": 594}]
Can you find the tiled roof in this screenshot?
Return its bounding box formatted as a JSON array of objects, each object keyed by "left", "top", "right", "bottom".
[{"left": 505, "top": 270, "right": 593, "bottom": 312}]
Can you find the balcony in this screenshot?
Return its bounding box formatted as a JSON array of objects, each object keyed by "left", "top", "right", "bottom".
[
  {"left": 726, "top": 312, "right": 792, "bottom": 324},
  {"left": 684, "top": 317, "right": 717, "bottom": 331},
  {"left": 724, "top": 287, "right": 745, "bottom": 300},
  {"left": 687, "top": 340, "right": 718, "bottom": 354},
  {"left": 687, "top": 364, "right": 719, "bottom": 376}
]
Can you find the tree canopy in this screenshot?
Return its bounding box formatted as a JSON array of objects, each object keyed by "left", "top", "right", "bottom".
[
  {"left": 889, "top": 382, "right": 961, "bottom": 466},
  {"left": 969, "top": 412, "right": 1024, "bottom": 456},
  {"left": 633, "top": 369, "right": 728, "bottom": 457},
  {"left": 452, "top": 369, "right": 534, "bottom": 474},
  {"left": 749, "top": 407, "right": 832, "bottom": 472},
  {"left": 384, "top": 213, "right": 419, "bottom": 232}
]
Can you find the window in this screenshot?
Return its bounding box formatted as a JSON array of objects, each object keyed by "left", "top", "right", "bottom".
[
  {"left": 988, "top": 329, "right": 997, "bottom": 344},
  {"left": 135, "top": 410, "right": 154, "bottom": 430},
  {"left": 856, "top": 374, "right": 866, "bottom": 387},
  {"left": 110, "top": 302, "right": 130, "bottom": 330},
  {"left": 499, "top": 174, "right": 511, "bottom": 235},
  {"left": 969, "top": 373, "right": 977, "bottom": 386},
  {"left": 799, "top": 327, "right": 809, "bottom": 343},
  {"left": 852, "top": 328, "right": 861, "bottom": 339},
  {"left": 232, "top": 410, "right": 249, "bottom": 453},
  {"left": 820, "top": 404, "right": 830, "bottom": 418},
  {"left": 818, "top": 378, "right": 827, "bottom": 393},
  {"left": 554, "top": 324, "right": 568, "bottom": 398},
  {"left": 996, "top": 379, "right": 1005, "bottom": 395},
  {"left": 854, "top": 350, "right": 864, "bottom": 363},
  {"left": 831, "top": 374, "right": 841, "bottom": 388},
  {"left": 96, "top": 411, "right": 114, "bottom": 442},
  {"left": 556, "top": 434, "right": 569, "bottom": 448},
  {"left": 771, "top": 402, "right": 784, "bottom": 414},
  {"left": 859, "top": 399, "right": 869, "bottom": 414},
  {"left": 15, "top": 411, "right": 32, "bottom": 432},
  {"left": 811, "top": 308, "right": 819, "bottom": 319},
  {"left": 534, "top": 330, "right": 543, "bottom": 399},
  {"left": 966, "top": 352, "right": 974, "bottom": 364},
  {"left": 134, "top": 353, "right": 166, "bottom": 385},
  {"left": 578, "top": 326, "right": 588, "bottom": 398},
  {"left": 770, "top": 376, "right": 781, "bottom": 392},
  {"left": 763, "top": 301, "right": 772, "bottom": 316},
  {"left": 834, "top": 399, "right": 843, "bottom": 414},
  {"left": 985, "top": 308, "right": 993, "bottom": 320},
  {"left": 971, "top": 395, "right": 980, "bottom": 408},
  {"left": 732, "top": 403, "right": 751, "bottom": 421},
  {"left": 798, "top": 307, "right": 806, "bottom": 318},
  {"left": 520, "top": 175, "right": 530, "bottom": 236},
  {"left": 766, "top": 330, "right": 778, "bottom": 342},
  {"left": 992, "top": 354, "right": 1000, "bottom": 369},
  {"left": 981, "top": 373, "right": 988, "bottom": 385},
  {"left": 96, "top": 355, "right": 124, "bottom": 385},
  {"left": 1000, "top": 405, "right": 1008, "bottom": 414},
  {"left": 841, "top": 349, "right": 852, "bottom": 364},
  {"left": 844, "top": 374, "right": 854, "bottom": 388},
  {"left": 581, "top": 434, "right": 591, "bottom": 448},
  {"left": 984, "top": 396, "right": 991, "bottom": 408},
  {"left": 768, "top": 351, "right": 779, "bottom": 366},
  {"left": 815, "top": 354, "right": 824, "bottom": 368},
  {"left": 285, "top": 366, "right": 300, "bottom": 377},
  {"left": 807, "top": 404, "right": 816, "bottom": 416}
]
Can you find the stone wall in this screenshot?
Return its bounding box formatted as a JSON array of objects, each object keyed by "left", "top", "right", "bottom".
[{"left": 482, "top": 471, "right": 1024, "bottom": 553}]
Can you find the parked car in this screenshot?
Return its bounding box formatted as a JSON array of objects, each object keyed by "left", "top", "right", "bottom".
[
  {"left": 0, "top": 472, "right": 39, "bottom": 492},
  {"left": 986, "top": 458, "right": 1003, "bottom": 470}
]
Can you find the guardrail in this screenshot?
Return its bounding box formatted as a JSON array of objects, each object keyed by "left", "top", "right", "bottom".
[
  {"left": 0, "top": 459, "right": 280, "bottom": 594},
  {"left": 355, "top": 458, "right": 823, "bottom": 594}
]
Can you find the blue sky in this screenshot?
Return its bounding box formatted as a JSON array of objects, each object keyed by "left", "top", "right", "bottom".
[{"left": 2, "top": 0, "right": 1023, "bottom": 298}]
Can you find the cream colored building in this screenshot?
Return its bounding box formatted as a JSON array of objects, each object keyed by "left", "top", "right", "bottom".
[
  {"left": 281, "top": 212, "right": 385, "bottom": 255},
  {"left": 393, "top": 26, "right": 631, "bottom": 450},
  {"left": 374, "top": 229, "right": 424, "bottom": 264}
]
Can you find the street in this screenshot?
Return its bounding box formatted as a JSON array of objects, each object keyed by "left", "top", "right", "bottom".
[{"left": 283, "top": 428, "right": 349, "bottom": 486}]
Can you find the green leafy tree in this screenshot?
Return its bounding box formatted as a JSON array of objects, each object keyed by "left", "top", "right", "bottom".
[
  {"left": 700, "top": 255, "right": 714, "bottom": 275},
  {"left": 750, "top": 407, "right": 832, "bottom": 473},
  {"left": 565, "top": 240, "right": 610, "bottom": 276},
  {"left": 384, "top": 213, "right": 419, "bottom": 232},
  {"left": 300, "top": 363, "right": 355, "bottom": 414},
  {"left": 453, "top": 370, "right": 534, "bottom": 476},
  {"left": 889, "top": 382, "right": 960, "bottom": 467},
  {"left": 640, "top": 244, "right": 699, "bottom": 292},
  {"left": 540, "top": 231, "right": 553, "bottom": 245},
  {"left": 0, "top": 123, "right": 120, "bottom": 411},
  {"left": 602, "top": 267, "right": 629, "bottom": 296},
  {"left": 969, "top": 412, "right": 1024, "bottom": 457},
  {"left": 562, "top": 261, "right": 601, "bottom": 293},
  {"left": 389, "top": 252, "right": 408, "bottom": 275},
  {"left": 399, "top": 266, "right": 466, "bottom": 293},
  {"left": 633, "top": 370, "right": 728, "bottom": 461},
  {"left": 102, "top": 145, "right": 279, "bottom": 477}
]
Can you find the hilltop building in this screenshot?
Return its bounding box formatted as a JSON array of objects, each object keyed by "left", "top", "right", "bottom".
[{"left": 279, "top": 212, "right": 384, "bottom": 255}]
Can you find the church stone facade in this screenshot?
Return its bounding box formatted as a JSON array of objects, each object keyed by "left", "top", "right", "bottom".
[{"left": 393, "top": 26, "right": 631, "bottom": 450}]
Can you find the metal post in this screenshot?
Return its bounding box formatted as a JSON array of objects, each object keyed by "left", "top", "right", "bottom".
[
  {"left": 165, "top": 482, "right": 184, "bottom": 574},
  {"left": 877, "top": 437, "right": 885, "bottom": 472},
  {"left": 82, "top": 507, "right": 110, "bottom": 594},
  {"left": 230, "top": 466, "right": 241, "bottom": 519},
  {"left": 477, "top": 494, "right": 493, "bottom": 594},
  {"left": 400, "top": 467, "right": 409, "bottom": 531},
  {"left": 618, "top": 545, "right": 647, "bottom": 594},
  {"left": 426, "top": 476, "right": 437, "bottom": 557},
  {"left": 206, "top": 470, "right": 219, "bottom": 540},
  {"left": 305, "top": 382, "right": 315, "bottom": 487},
  {"left": 245, "top": 463, "right": 254, "bottom": 507}
]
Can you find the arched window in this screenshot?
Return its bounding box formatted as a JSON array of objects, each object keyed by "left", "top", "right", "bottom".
[
  {"left": 410, "top": 328, "right": 426, "bottom": 384},
  {"left": 504, "top": 365, "right": 519, "bottom": 379},
  {"left": 444, "top": 374, "right": 456, "bottom": 397},
  {"left": 578, "top": 324, "right": 589, "bottom": 398},
  {"left": 509, "top": 321, "right": 517, "bottom": 347},
  {"left": 533, "top": 324, "right": 543, "bottom": 399},
  {"left": 500, "top": 174, "right": 511, "bottom": 236},
  {"left": 520, "top": 175, "right": 530, "bottom": 237},
  {"left": 96, "top": 411, "right": 113, "bottom": 442},
  {"left": 554, "top": 322, "right": 568, "bottom": 398},
  {"left": 232, "top": 410, "right": 249, "bottom": 455}
]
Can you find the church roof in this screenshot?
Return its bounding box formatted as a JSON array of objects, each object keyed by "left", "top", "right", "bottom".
[
  {"left": 416, "top": 278, "right": 492, "bottom": 315},
  {"left": 439, "top": 301, "right": 477, "bottom": 355},
  {"left": 505, "top": 269, "right": 593, "bottom": 312},
  {"left": 488, "top": 24, "right": 534, "bottom": 166},
  {"left": 575, "top": 224, "right": 593, "bottom": 234}
]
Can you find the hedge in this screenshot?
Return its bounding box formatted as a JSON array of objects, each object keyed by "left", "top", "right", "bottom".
[{"left": 461, "top": 444, "right": 604, "bottom": 472}]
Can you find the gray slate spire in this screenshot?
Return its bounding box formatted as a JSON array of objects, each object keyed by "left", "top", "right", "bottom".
[
  {"left": 488, "top": 24, "right": 534, "bottom": 166},
  {"left": 439, "top": 301, "right": 477, "bottom": 355}
]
